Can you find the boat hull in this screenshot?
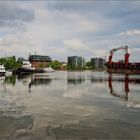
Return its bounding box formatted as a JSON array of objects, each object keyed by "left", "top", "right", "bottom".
[
  {"left": 105, "top": 62, "right": 140, "bottom": 75},
  {"left": 12, "top": 68, "right": 45, "bottom": 75},
  {"left": 106, "top": 68, "right": 140, "bottom": 75},
  {"left": 0, "top": 72, "right": 6, "bottom": 76}
]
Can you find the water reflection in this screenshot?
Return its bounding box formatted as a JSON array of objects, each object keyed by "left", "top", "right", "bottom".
[
  {"left": 0, "top": 72, "right": 140, "bottom": 139},
  {"left": 0, "top": 105, "right": 34, "bottom": 140},
  {"left": 108, "top": 74, "right": 140, "bottom": 107},
  {"left": 28, "top": 74, "right": 52, "bottom": 92},
  {"left": 67, "top": 72, "right": 85, "bottom": 85},
  {"left": 108, "top": 74, "right": 129, "bottom": 101},
  {"left": 91, "top": 72, "right": 140, "bottom": 108},
  {"left": 4, "top": 76, "right": 16, "bottom": 85}
]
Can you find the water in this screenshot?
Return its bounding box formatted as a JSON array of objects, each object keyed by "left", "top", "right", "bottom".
[{"left": 0, "top": 71, "right": 140, "bottom": 140}]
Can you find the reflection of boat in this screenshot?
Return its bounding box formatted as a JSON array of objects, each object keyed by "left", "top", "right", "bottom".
[
  {"left": 0, "top": 76, "right": 5, "bottom": 83},
  {"left": 28, "top": 75, "right": 52, "bottom": 92},
  {"left": 4, "top": 76, "right": 16, "bottom": 85},
  {"left": 0, "top": 65, "right": 6, "bottom": 76},
  {"left": 5, "top": 70, "right": 13, "bottom": 77},
  {"left": 29, "top": 77, "right": 52, "bottom": 86},
  {"left": 43, "top": 67, "right": 54, "bottom": 72},
  {"left": 91, "top": 75, "right": 140, "bottom": 84}
]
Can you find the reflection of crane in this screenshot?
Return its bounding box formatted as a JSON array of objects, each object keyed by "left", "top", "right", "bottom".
[
  {"left": 108, "top": 74, "right": 140, "bottom": 108},
  {"left": 108, "top": 45, "right": 129, "bottom": 67},
  {"left": 108, "top": 74, "right": 129, "bottom": 100}
]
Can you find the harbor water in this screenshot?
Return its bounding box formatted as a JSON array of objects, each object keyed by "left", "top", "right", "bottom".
[{"left": 0, "top": 71, "right": 140, "bottom": 140}]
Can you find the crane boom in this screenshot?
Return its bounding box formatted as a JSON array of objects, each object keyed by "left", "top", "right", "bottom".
[
  {"left": 108, "top": 45, "right": 129, "bottom": 67},
  {"left": 110, "top": 46, "right": 128, "bottom": 56}
]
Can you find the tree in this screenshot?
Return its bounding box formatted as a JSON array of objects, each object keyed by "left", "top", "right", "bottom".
[
  {"left": 85, "top": 61, "right": 92, "bottom": 69},
  {"left": 0, "top": 56, "right": 22, "bottom": 70},
  {"left": 48, "top": 60, "right": 62, "bottom": 69}
]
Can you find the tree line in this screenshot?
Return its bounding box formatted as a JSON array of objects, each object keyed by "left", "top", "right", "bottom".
[{"left": 0, "top": 56, "right": 22, "bottom": 70}]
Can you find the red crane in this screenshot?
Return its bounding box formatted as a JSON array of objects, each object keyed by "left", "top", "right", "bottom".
[{"left": 108, "top": 45, "right": 130, "bottom": 67}]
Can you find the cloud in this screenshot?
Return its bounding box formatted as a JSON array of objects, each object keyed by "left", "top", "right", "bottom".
[
  {"left": 119, "top": 30, "right": 140, "bottom": 36},
  {"left": 0, "top": 1, "right": 34, "bottom": 27},
  {"left": 0, "top": 1, "right": 140, "bottom": 62},
  {"left": 64, "top": 39, "right": 89, "bottom": 51}
]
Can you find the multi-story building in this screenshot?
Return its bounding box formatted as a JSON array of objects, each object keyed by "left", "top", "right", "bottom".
[
  {"left": 67, "top": 56, "right": 85, "bottom": 69},
  {"left": 29, "top": 55, "right": 51, "bottom": 68},
  {"left": 91, "top": 58, "right": 105, "bottom": 69}
]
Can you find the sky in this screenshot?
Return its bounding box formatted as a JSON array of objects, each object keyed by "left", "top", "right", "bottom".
[{"left": 0, "top": 0, "right": 140, "bottom": 62}]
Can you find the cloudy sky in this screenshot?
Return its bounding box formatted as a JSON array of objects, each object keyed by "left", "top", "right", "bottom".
[{"left": 0, "top": 0, "right": 140, "bottom": 62}]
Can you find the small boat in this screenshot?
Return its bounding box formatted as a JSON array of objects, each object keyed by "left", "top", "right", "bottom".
[
  {"left": 0, "top": 65, "right": 6, "bottom": 76},
  {"left": 43, "top": 67, "right": 54, "bottom": 72},
  {"left": 14, "top": 61, "right": 36, "bottom": 75},
  {"left": 21, "top": 61, "right": 36, "bottom": 71}
]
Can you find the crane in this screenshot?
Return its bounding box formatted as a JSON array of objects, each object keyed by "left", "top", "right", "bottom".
[{"left": 108, "top": 45, "right": 130, "bottom": 67}]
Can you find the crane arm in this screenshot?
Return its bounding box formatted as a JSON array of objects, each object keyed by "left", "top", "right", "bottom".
[
  {"left": 108, "top": 45, "right": 129, "bottom": 67},
  {"left": 110, "top": 46, "right": 128, "bottom": 56}
]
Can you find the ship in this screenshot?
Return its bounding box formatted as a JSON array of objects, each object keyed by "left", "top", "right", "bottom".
[
  {"left": 0, "top": 65, "right": 6, "bottom": 76},
  {"left": 105, "top": 46, "right": 140, "bottom": 74},
  {"left": 12, "top": 61, "right": 45, "bottom": 75}
]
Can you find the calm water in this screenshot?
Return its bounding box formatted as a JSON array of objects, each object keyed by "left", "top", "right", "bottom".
[{"left": 0, "top": 71, "right": 140, "bottom": 140}]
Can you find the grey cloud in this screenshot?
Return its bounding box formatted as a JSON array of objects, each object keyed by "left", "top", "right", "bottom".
[
  {"left": 46, "top": 1, "right": 99, "bottom": 12},
  {"left": 0, "top": 2, "right": 34, "bottom": 27}
]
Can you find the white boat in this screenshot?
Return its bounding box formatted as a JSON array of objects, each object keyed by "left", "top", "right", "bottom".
[
  {"left": 43, "top": 67, "right": 54, "bottom": 72},
  {"left": 22, "top": 61, "right": 35, "bottom": 71},
  {"left": 0, "top": 65, "right": 6, "bottom": 76}
]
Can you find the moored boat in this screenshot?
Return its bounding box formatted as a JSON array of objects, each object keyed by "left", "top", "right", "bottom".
[
  {"left": 13, "top": 61, "right": 36, "bottom": 75},
  {"left": 43, "top": 67, "right": 54, "bottom": 72},
  {"left": 105, "top": 46, "right": 140, "bottom": 74},
  {"left": 21, "top": 61, "right": 36, "bottom": 71},
  {"left": 0, "top": 65, "right": 6, "bottom": 76}
]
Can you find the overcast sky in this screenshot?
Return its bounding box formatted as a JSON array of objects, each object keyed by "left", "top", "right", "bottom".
[{"left": 0, "top": 1, "right": 140, "bottom": 62}]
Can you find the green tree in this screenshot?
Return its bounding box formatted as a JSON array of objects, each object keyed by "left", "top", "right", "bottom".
[
  {"left": 0, "top": 56, "right": 22, "bottom": 70},
  {"left": 48, "top": 60, "right": 62, "bottom": 69},
  {"left": 85, "top": 61, "right": 92, "bottom": 69}
]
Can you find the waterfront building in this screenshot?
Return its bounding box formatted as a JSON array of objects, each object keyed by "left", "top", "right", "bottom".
[
  {"left": 91, "top": 58, "right": 105, "bottom": 69},
  {"left": 29, "top": 55, "right": 51, "bottom": 68},
  {"left": 67, "top": 56, "right": 85, "bottom": 69}
]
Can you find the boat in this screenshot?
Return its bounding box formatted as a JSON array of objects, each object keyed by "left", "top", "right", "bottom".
[
  {"left": 0, "top": 65, "right": 6, "bottom": 76},
  {"left": 43, "top": 67, "right": 54, "bottom": 72},
  {"left": 14, "top": 61, "right": 36, "bottom": 75},
  {"left": 105, "top": 46, "right": 140, "bottom": 74},
  {"left": 21, "top": 61, "right": 36, "bottom": 71},
  {"left": 13, "top": 61, "right": 46, "bottom": 75}
]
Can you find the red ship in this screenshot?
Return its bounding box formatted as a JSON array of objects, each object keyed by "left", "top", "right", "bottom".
[{"left": 105, "top": 46, "right": 140, "bottom": 74}]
